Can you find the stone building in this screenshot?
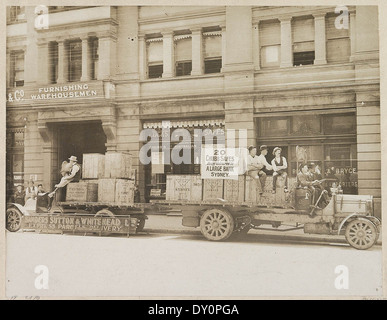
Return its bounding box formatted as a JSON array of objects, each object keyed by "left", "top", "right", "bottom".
[{"left": 6, "top": 6, "right": 381, "bottom": 217}]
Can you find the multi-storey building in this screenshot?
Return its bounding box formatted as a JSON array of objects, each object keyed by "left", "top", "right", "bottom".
[{"left": 6, "top": 6, "right": 381, "bottom": 217}]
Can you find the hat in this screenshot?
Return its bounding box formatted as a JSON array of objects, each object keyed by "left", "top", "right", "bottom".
[
  {"left": 310, "top": 162, "right": 316, "bottom": 168},
  {"left": 68, "top": 156, "right": 78, "bottom": 162},
  {"left": 260, "top": 145, "right": 268, "bottom": 151},
  {"left": 272, "top": 147, "right": 282, "bottom": 155}
]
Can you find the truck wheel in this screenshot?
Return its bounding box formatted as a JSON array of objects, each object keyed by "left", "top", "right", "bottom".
[
  {"left": 95, "top": 209, "right": 115, "bottom": 217},
  {"left": 136, "top": 218, "right": 146, "bottom": 233},
  {"left": 345, "top": 218, "right": 377, "bottom": 250},
  {"left": 200, "top": 208, "right": 234, "bottom": 241},
  {"left": 6, "top": 208, "right": 23, "bottom": 232}
]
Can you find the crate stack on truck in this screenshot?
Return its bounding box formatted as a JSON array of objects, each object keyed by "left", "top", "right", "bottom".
[
  {"left": 165, "top": 174, "right": 297, "bottom": 206},
  {"left": 66, "top": 152, "right": 136, "bottom": 205}
]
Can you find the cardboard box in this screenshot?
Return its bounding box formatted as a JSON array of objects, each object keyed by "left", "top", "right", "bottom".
[
  {"left": 98, "top": 179, "right": 116, "bottom": 203},
  {"left": 66, "top": 181, "right": 98, "bottom": 202},
  {"left": 115, "top": 179, "right": 135, "bottom": 205},
  {"left": 82, "top": 153, "right": 105, "bottom": 179},
  {"left": 202, "top": 179, "right": 223, "bottom": 201},
  {"left": 104, "top": 152, "right": 132, "bottom": 179}
]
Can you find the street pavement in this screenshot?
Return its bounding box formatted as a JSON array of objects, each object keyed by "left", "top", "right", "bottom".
[{"left": 5, "top": 226, "right": 383, "bottom": 298}]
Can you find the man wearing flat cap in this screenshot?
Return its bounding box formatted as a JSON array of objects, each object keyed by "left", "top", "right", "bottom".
[
  {"left": 271, "top": 147, "right": 289, "bottom": 194},
  {"left": 48, "top": 155, "right": 81, "bottom": 198}
]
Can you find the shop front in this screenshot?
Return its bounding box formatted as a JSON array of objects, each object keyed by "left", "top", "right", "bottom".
[
  {"left": 255, "top": 110, "right": 358, "bottom": 194},
  {"left": 142, "top": 119, "right": 225, "bottom": 201}
]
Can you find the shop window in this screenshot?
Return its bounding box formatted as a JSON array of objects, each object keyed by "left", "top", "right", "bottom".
[
  {"left": 91, "top": 38, "right": 99, "bottom": 80},
  {"left": 9, "top": 50, "right": 24, "bottom": 87},
  {"left": 292, "top": 17, "right": 315, "bottom": 66},
  {"left": 49, "top": 42, "right": 58, "bottom": 84},
  {"left": 259, "top": 20, "right": 281, "bottom": 68},
  {"left": 260, "top": 118, "right": 289, "bottom": 137},
  {"left": 147, "top": 37, "right": 163, "bottom": 79},
  {"left": 203, "top": 29, "right": 222, "bottom": 74},
  {"left": 291, "top": 115, "right": 320, "bottom": 135},
  {"left": 175, "top": 35, "right": 192, "bottom": 76},
  {"left": 326, "top": 13, "right": 350, "bottom": 63},
  {"left": 323, "top": 114, "right": 356, "bottom": 134},
  {"left": 68, "top": 40, "right": 82, "bottom": 82}
]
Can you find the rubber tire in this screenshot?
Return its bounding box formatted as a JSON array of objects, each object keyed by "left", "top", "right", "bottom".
[
  {"left": 6, "top": 208, "right": 23, "bottom": 232},
  {"left": 200, "top": 208, "right": 234, "bottom": 241},
  {"left": 136, "top": 218, "right": 146, "bottom": 233},
  {"left": 345, "top": 218, "right": 377, "bottom": 250}
]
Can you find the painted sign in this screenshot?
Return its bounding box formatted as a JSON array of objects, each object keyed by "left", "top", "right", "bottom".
[
  {"left": 201, "top": 147, "right": 239, "bottom": 180},
  {"left": 21, "top": 215, "right": 137, "bottom": 234}
]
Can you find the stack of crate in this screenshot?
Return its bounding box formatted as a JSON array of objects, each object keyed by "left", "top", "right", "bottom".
[
  {"left": 65, "top": 153, "right": 104, "bottom": 202},
  {"left": 166, "top": 175, "right": 203, "bottom": 201},
  {"left": 98, "top": 152, "right": 134, "bottom": 204},
  {"left": 65, "top": 152, "right": 135, "bottom": 204}
]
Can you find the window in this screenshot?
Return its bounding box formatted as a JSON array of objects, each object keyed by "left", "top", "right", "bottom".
[
  {"left": 49, "top": 42, "right": 58, "bottom": 84},
  {"left": 203, "top": 30, "right": 222, "bottom": 74},
  {"left": 174, "top": 35, "right": 192, "bottom": 76},
  {"left": 91, "top": 38, "right": 99, "bottom": 80},
  {"left": 292, "top": 17, "right": 315, "bottom": 66},
  {"left": 10, "top": 51, "right": 24, "bottom": 87},
  {"left": 326, "top": 13, "right": 350, "bottom": 63},
  {"left": 147, "top": 37, "right": 163, "bottom": 79},
  {"left": 259, "top": 20, "right": 281, "bottom": 68},
  {"left": 8, "top": 6, "right": 25, "bottom": 23},
  {"left": 68, "top": 40, "right": 82, "bottom": 82},
  {"left": 323, "top": 114, "right": 356, "bottom": 134}
]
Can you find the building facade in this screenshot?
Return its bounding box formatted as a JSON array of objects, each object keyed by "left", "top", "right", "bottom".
[{"left": 6, "top": 6, "right": 381, "bottom": 217}]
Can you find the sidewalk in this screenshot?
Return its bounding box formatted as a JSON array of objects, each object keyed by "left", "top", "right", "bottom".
[{"left": 143, "top": 214, "right": 382, "bottom": 246}]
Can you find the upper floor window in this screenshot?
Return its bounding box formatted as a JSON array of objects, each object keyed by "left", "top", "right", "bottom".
[
  {"left": 259, "top": 20, "right": 281, "bottom": 68},
  {"left": 68, "top": 40, "right": 82, "bottom": 82},
  {"left": 10, "top": 50, "right": 24, "bottom": 87},
  {"left": 147, "top": 37, "right": 163, "bottom": 79},
  {"left": 174, "top": 34, "right": 192, "bottom": 76},
  {"left": 49, "top": 42, "right": 58, "bottom": 84},
  {"left": 203, "top": 29, "right": 222, "bottom": 74},
  {"left": 7, "top": 6, "right": 25, "bottom": 23},
  {"left": 91, "top": 38, "right": 99, "bottom": 80},
  {"left": 326, "top": 13, "right": 350, "bottom": 63},
  {"left": 292, "top": 16, "right": 315, "bottom": 66}
]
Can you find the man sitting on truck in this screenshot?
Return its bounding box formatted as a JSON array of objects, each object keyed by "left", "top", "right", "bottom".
[
  {"left": 247, "top": 146, "right": 265, "bottom": 195},
  {"left": 297, "top": 164, "right": 329, "bottom": 209}
]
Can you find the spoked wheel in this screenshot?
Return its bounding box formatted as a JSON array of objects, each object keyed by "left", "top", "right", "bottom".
[
  {"left": 95, "top": 209, "right": 115, "bottom": 235},
  {"left": 6, "top": 208, "right": 23, "bottom": 232},
  {"left": 200, "top": 208, "right": 234, "bottom": 241},
  {"left": 345, "top": 218, "right": 377, "bottom": 250}
]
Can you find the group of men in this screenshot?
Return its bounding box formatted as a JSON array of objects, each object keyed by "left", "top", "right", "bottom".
[
  {"left": 246, "top": 145, "right": 289, "bottom": 195},
  {"left": 12, "top": 181, "right": 45, "bottom": 206}
]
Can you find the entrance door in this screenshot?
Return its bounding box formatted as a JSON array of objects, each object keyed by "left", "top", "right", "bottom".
[{"left": 56, "top": 121, "right": 107, "bottom": 200}]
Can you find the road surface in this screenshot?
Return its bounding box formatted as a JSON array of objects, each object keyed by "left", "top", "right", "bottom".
[{"left": 5, "top": 231, "right": 383, "bottom": 298}]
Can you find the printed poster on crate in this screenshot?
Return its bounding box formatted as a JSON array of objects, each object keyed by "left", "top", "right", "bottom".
[{"left": 201, "top": 146, "right": 239, "bottom": 180}]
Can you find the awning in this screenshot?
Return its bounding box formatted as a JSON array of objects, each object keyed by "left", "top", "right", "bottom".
[{"left": 143, "top": 119, "right": 225, "bottom": 129}]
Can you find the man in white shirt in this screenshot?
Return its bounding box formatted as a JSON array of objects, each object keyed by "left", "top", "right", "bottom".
[
  {"left": 271, "top": 147, "right": 288, "bottom": 193},
  {"left": 247, "top": 145, "right": 272, "bottom": 194}
]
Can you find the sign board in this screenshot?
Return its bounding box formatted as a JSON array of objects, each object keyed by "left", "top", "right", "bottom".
[
  {"left": 150, "top": 189, "right": 162, "bottom": 197},
  {"left": 201, "top": 146, "right": 240, "bottom": 180},
  {"left": 21, "top": 215, "right": 136, "bottom": 235}
]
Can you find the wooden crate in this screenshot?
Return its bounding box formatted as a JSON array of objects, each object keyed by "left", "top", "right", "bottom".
[
  {"left": 104, "top": 152, "right": 132, "bottom": 179},
  {"left": 66, "top": 181, "right": 98, "bottom": 202},
  {"left": 98, "top": 179, "right": 116, "bottom": 203},
  {"left": 190, "top": 175, "right": 203, "bottom": 201},
  {"left": 166, "top": 175, "right": 193, "bottom": 201},
  {"left": 115, "top": 179, "right": 135, "bottom": 205},
  {"left": 82, "top": 153, "right": 105, "bottom": 179},
  {"left": 203, "top": 179, "right": 223, "bottom": 201},
  {"left": 223, "top": 176, "right": 245, "bottom": 202}
]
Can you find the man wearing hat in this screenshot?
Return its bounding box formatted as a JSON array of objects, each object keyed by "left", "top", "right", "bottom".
[
  {"left": 48, "top": 156, "right": 81, "bottom": 198},
  {"left": 271, "top": 147, "right": 288, "bottom": 193}
]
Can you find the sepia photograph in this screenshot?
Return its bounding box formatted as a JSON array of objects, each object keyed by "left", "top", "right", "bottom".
[{"left": 1, "top": 0, "right": 385, "bottom": 301}]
